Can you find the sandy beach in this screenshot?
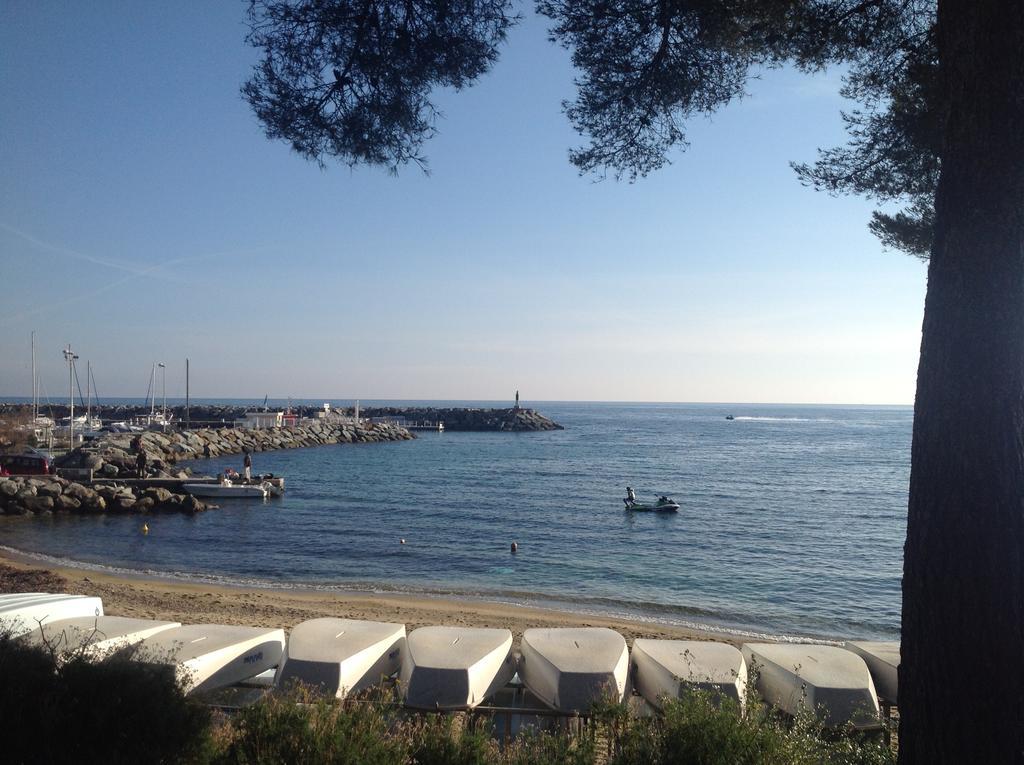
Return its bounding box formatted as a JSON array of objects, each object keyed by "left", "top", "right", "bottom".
[{"left": 0, "top": 549, "right": 742, "bottom": 648}]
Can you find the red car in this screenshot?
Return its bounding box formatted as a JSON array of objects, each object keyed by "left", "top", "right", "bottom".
[{"left": 0, "top": 454, "right": 51, "bottom": 475}]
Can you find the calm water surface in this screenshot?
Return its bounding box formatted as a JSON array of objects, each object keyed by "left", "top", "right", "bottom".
[{"left": 0, "top": 403, "right": 910, "bottom": 641}]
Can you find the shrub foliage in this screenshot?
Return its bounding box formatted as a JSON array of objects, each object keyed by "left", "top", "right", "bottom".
[{"left": 3, "top": 633, "right": 894, "bottom": 764}]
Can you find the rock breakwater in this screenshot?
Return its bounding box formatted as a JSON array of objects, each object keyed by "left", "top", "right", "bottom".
[
  {"left": 53, "top": 420, "right": 415, "bottom": 478},
  {"left": 0, "top": 475, "right": 206, "bottom": 516},
  {"left": 362, "top": 407, "right": 564, "bottom": 431},
  {"left": 1, "top": 403, "right": 563, "bottom": 432}
]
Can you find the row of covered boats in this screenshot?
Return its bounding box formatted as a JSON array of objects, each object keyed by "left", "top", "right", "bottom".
[{"left": 2, "top": 592, "right": 896, "bottom": 729}]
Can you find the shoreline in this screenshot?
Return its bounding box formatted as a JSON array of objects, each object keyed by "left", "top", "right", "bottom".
[{"left": 0, "top": 546, "right": 770, "bottom": 647}]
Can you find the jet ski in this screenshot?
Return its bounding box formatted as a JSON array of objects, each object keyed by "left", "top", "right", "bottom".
[{"left": 624, "top": 496, "right": 680, "bottom": 513}]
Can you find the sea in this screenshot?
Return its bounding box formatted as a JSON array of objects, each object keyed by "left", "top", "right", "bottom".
[{"left": 0, "top": 401, "right": 910, "bottom": 642}]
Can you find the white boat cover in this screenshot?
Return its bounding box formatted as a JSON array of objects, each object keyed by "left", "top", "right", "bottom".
[
  {"left": 400, "top": 626, "right": 515, "bottom": 710},
  {"left": 0, "top": 592, "right": 48, "bottom": 604},
  {"left": 632, "top": 639, "right": 747, "bottom": 709},
  {"left": 136, "top": 624, "right": 286, "bottom": 694},
  {"left": 742, "top": 643, "right": 880, "bottom": 728},
  {"left": 520, "top": 627, "right": 629, "bottom": 713},
  {"left": 843, "top": 641, "right": 899, "bottom": 704},
  {"left": 277, "top": 617, "right": 406, "bottom": 698},
  {"left": 21, "top": 615, "right": 180, "bottom": 656},
  {"left": 0, "top": 593, "right": 104, "bottom": 638}
]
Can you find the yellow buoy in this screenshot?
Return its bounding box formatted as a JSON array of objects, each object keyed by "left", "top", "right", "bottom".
[{"left": 142, "top": 523, "right": 149, "bottom": 535}]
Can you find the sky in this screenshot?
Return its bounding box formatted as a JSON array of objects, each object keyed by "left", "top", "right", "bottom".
[{"left": 0, "top": 2, "right": 926, "bottom": 405}]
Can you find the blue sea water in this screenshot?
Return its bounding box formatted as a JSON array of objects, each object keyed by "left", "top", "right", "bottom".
[{"left": 0, "top": 402, "right": 910, "bottom": 641}]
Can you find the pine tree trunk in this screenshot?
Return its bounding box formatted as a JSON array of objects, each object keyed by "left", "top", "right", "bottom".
[{"left": 899, "top": 1, "right": 1024, "bottom": 762}]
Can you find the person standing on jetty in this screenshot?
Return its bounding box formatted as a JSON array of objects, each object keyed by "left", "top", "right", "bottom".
[
  {"left": 135, "top": 448, "right": 147, "bottom": 479},
  {"left": 243, "top": 450, "right": 252, "bottom": 482}
]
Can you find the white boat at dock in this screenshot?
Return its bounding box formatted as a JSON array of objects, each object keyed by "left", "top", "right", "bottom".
[
  {"left": 400, "top": 626, "right": 516, "bottom": 710},
  {"left": 519, "top": 627, "right": 629, "bottom": 713},
  {"left": 742, "top": 643, "right": 880, "bottom": 729},
  {"left": 107, "top": 421, "right": 145, "bottom": 433},
  {"left": 135, "top": 623, "right": 286, "bottom": 694},
  {"left": 21, "top": 615, "right": 180, "bottom": 656},
  {"left": 842, "top": 641, "right": 899, "bottom": 705},
  {"left": 632, "top": 639, "right": 747, "bottom": 709},
  {"left": 277, "top": 617, "right": 405, "bottom": 698},
  {"left": 182, "top": 480, "right": 270, "bottom": 499},
  {"left": 0, "top": 593, "right": 104, "bottom": 638}
]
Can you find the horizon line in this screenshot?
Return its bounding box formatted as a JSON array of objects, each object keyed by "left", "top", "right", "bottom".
[{"left": 0, "top": 395, "right": 914, "bottom": 408}]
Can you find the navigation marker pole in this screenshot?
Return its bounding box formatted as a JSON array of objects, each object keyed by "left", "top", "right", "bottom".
[
  {"left": 158, "top": 362, "right": 167, "bottom": 423},
  {"left": 31, "top": 331, "right": 36, "bottom": 422},
  {"left": 63, "top": 344, "right": 79, "bottom": 448}
]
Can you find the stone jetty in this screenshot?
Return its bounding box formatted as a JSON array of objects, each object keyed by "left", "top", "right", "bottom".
[
  {"left": 52, "top": 420, "right": 414, "bottom": 478},
  {"left": 2, "top": 403, "right": 563, "bottom": 432},
  {"left": 360, "top": 406, "right": 563, "bottom": 432},
  {"left": 0, "top": 420, "right": 413, "bottom": 517},
  {"left": 0, "top": 474, "right": 206, "bottom": 516}
]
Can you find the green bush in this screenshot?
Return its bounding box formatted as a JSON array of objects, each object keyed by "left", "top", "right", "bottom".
[
  {"left": 407, "top": 715, "right": 497, "bottom": 765},
  {"left": 0, "top": 630, "right": 212, "bottom": 765},
  {"left": 216, "top": 687, "right": 408, "bottom": 764},
  {"left": 501, "top": 726, "right": 597, "bottom": 765},
  {"left": 608, "top": 690, "right": 895, "bottom": 765}
]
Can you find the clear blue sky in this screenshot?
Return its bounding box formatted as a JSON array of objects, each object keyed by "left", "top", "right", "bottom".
[{"left": 0, "top": 2, "right": 925, "bottom": 404}]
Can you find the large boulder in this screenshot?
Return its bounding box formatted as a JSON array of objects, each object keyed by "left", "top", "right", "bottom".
[
  {"left": 54, "top": 494, "right": 81, "bottom": 511},
  {"left": 112, "top": 496, "right": 137, "bottom": 512},
  {"left": 143, "top": 487, "right": 173, "bottom": 504},
  {"left": 86, "top": 495, "right": 107, "bottom": 512},
  {"left": 64, "top": 482, "right": 95, "bottom": 502},
  {"left": 34, "top": 481, "right": 63, "bottom": 499},
  {"left": 23, "top": 496, "right": 54, "bottom": 513}
]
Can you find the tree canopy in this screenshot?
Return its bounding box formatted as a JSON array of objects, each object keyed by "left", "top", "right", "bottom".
[
  {"left": 245, "top": 0, "right": 940, "bottom": 255},
  {"left": 243, "top": 0, "right": 518, "bottom": 171}
]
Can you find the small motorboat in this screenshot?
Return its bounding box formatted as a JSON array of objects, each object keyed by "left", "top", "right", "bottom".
[
  {"left": 725, "top": 415, "right": 735, "bottom": 420},
  {"left": 624, "top": 496, "right": 680, "bottom": 513},
  {"left": 0, "top": 593, "right": 104, "bottom": 638},
  {"left": 519, "top": 627, "right": 629, "bottom": 713},
  {"left": 136, "top": 623, "right": 286, "bottom": 694},
  {"left": 400, "top": 626, "right": 516, "bottom": 710},
  {"left": 632, "top": 639, "right": 747, "bottom": 710},
  {"left": 842, "top": 641, "right": 899, "bottom": 705},
  {"left": 22, "top": 615, "right": 180, "bottom": 657},
  {"left": 741, "top": 643, "right": 880, "bottom": 729},
  {"left": 182, "top": 479, "right": 269, "bottom": 499},
  {"left": 277, "top": 617, "right": 405, "bottom": 698}
]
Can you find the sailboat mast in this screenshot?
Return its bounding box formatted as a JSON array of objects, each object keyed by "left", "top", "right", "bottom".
[
  {"left": 69, "top": 349, "right": 73, "bottom": 447},
  {"left": 86, "top": 361, "right": 91, "bottom": 422},
  {"left": 64, "top": 344, "right": 77, "bottom": 447},
  {"left": 149, "top": 363, "right": 156, "bottom": 418},
  {"left": 31, "top": 331, "right": 36, "bottom": 422}
]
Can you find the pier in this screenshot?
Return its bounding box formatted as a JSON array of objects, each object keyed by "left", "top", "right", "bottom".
[{"left": 367, "top": 417, "right": 445, "bottom": 432}]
